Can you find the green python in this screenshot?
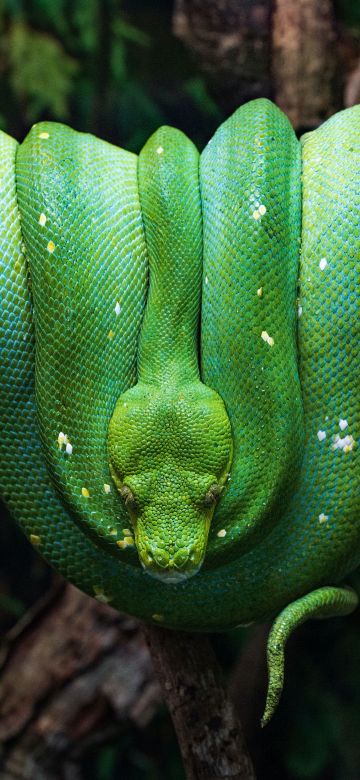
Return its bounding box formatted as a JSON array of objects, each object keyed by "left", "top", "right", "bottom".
[{"left": 0, "top": 99, "right": 359, "bottom": 724}]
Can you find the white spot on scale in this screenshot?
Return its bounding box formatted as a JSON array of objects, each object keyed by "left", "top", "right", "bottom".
[
  {"left": 253, "top": 205, "right": 266, "bottom": 220},
  {"left": 39, "top": 131, "right": 49, "bottom": 139},
  {"left": 115, "top": 301, "right": 121, "bottom": 316},
  {"left": 332, "top": 434, "right": 355, "bottom": 453},
  {"left": 298, "top": 305, "right": 303, "bottom": 317},
  {"left": 261, "top": 330, "right": 274, "bottom": 347},
  {"left": 104, "top": 483, "right": 111, "bottom": 494},
  {"left": 47, "top": 240, "right": 55, "bottom": 253},
  {"left": 93, "top": 585, "right": 112, "bottom": 604},
  {"left": 317, "top": 430, "right": 326, "bottom": 442},
  {"left": 319, "top": 258, "right": 327, "bottom": 271},
  {"left": 339, "top": 419, "right": 348, "bottom": 431},
  {"left": 257, "top": 287, "right": 263, "bottom": 297},
  {"left": 156, "top": 146, "right": 164, "bottom": 155},
  {"left": 39, "top": 213, "right": 47, "bottom": 226},
  {"left": 117, "top": 537, "right": 134, "bottom": 549},
  {"left": 217, "top": 529, "right": 226, "bottom": 538},
  {"left": 319, "top": 513, "right": 329, "bottom": 524},
  {"left": 205, "top": 275, "right": 209, "bottom": 285},
  {"left": 58, "top": 432, "right": 72, "bottom": 454}
]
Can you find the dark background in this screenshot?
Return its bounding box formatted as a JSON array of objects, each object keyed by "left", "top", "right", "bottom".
[{"left": 0, "top": 1, "right": 360, "bottom": 778}]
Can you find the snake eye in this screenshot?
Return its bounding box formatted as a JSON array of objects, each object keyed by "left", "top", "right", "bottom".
[
  {"left": 119, "top": 484, "right": 137, "bottom": 511},
  {"left": 202, "top": 483, "right": 223, "bottom": 508}
]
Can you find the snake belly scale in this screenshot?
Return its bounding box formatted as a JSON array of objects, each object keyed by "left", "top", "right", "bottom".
[{"left": 0, "top": 98, "right": 359, "bottom": 722}]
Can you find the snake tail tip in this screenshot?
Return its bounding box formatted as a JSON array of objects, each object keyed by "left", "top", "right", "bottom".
[
  {"left": 260, "top": 674, "right": 283, "bottom": 728},
  {"left": 260, "top": 714, "right": 270, "bottom": 729},
  {"left": 260, "top": 673, "right": 283, "bottom": 726}
]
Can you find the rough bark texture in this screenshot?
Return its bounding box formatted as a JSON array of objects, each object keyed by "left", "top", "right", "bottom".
[
  {"left": 0, "top": 581, "right": 160, "bottom": 780},
  {"left": 272, "top": 0, "right": 339, "bottom": 129},
  {"left": 174, "top": 0, "right": 342, "bottom": 130},
  {"left": 144, "top": 624, "right": 256, "bottom": 780},
  {"left": 344, "top": 58, "right": 360, "bottom": 107},
  {"left": 0, "top": 579, "right": 257, "bottom": 780},
  {"left": 173, "top": 0, "right": 272, "bottom": 113}
]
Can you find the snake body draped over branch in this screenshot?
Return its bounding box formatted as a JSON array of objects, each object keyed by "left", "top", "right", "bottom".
[{"left": 0, "top": 99, "right": 359, "bottom": 722}]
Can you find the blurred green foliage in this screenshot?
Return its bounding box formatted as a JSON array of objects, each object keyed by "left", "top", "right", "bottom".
[
  {"left": 0, "top": 0, "right": 222, "bottom": 150},
  {"left": 0, "top": 1, "right": 359, "bottom": 779}
]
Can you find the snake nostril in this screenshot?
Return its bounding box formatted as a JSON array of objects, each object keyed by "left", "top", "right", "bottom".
[
  {"left": 173, "top": 548, "right": 190, "bottom": 569},
  {"left": 152, "top": 548, "right": 170, "bottom": 569}
]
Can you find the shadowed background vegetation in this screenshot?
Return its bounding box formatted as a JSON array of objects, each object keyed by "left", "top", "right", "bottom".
[{"left": 0, "top": 1, "right": 360, "bottom": 778}]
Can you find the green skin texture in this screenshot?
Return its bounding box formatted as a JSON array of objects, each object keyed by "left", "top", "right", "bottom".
[
  {"left": 109, "top": 128, "right": 233, "bottom": 582},
  {"left": 0, "top": 99, "right": 359, "bottom": 723}
]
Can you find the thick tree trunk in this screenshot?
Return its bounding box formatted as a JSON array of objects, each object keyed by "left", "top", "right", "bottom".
[
  {"left": 272, "top": 0, "right": 340, "bottom": 129},
  {"left": 144, "top": 624, "right": 256, "bottom": 780}
]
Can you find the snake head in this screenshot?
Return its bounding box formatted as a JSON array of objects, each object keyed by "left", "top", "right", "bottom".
[{"left": 108, "top": 382, "right": 233, "bottom": 583}]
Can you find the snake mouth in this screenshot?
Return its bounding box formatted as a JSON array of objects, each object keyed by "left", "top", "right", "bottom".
[
  {"left": 141, "top": 560, "right": 202, "bottom": 584},
  {"left": 137, "top": 542, "right": 204, "bottom": 584}
]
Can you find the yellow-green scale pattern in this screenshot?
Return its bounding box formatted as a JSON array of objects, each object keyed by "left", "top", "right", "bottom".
[
  {"left": 0, "top": 99, "right": 359, "bottom": 722},
  {"left": 200, "top": 100, "right": 304, "bottom": 563},
  {"left": 15, "top": 123, "right": 148, "bottom": 557}
]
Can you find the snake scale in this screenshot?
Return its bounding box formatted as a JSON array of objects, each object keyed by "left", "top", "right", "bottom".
[{"left": 0, "top": 99, "right": 359, "bottom": 723}]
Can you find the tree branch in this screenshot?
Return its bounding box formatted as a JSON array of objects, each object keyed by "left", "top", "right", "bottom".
[
  {"left": 143, "top": 624, "right": 256, "bottom": 780},
  {"left": 271, "top": 0, "right": 340, "bottom": 129},
  {"left": 0, "top": 581, "right": 160, "bottom": 780}
]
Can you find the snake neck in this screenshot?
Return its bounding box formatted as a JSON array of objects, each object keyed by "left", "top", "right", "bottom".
[
  {"left": 137, "top": 281, "right": 200, "bottom": 388},
  {"left": 136, "top": 125, "right": 201, "bottom": 389}
]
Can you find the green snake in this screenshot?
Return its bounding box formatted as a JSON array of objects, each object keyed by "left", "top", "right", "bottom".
[{"left": 0, "top": 99, "right": 359, "bottom": 724}]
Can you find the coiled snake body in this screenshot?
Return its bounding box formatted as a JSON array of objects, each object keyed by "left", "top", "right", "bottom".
[{"left": 0, "top": 99, "right": 359, "bottom": 722}]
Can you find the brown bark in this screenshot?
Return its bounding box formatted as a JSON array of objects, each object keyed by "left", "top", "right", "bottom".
[
  {"left": 0, "top": 581, "right": 160, "bottom": 780},
  {"left": 174, "top": 0, "right": 342, "bottom": 130},
  {"left": 173, "top": 0, "right": 272, "bottom": 113},
  {"left": 272, "top": 0, "right": 339, "bottom": 129},
  {"left": 0, "top": 579, "right": 256, "bottom": 780},
  {"left": 144, "top": 624, "right": 256, "bottom": 780},
  {"left": 337, "top": 24, "right": 360, "bottom": 108},
  {"left": 344, "top": 58, "right": 360, "bottom": 107}
]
